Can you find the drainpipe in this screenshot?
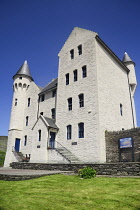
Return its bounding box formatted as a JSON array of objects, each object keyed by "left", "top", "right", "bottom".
[{"left": 127, "top": 72, "right": 135, "bottom": 128}]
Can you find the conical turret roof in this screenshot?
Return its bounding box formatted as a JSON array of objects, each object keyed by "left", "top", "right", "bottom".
[
  {"left": 13, "top": 60, "right": 34, "bottom": 81},
  {"left": 122, "top": 52, "right": 135, "bottom": 66}
]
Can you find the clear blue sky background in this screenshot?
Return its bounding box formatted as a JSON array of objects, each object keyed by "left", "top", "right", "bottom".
[{"left": 0, "top": 0, "right": 140, "bottom": 136}]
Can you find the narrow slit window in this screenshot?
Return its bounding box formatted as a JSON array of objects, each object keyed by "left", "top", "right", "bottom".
[
  {"left": 82, "top": 65, "right": 87, "bottom": 78},
  {"left": 26, "top": 116, "right": 29, "bottom": 126},
  {"left": 38, "top": 130, "right": 41, "bottom": 141},
  {"left": 70, "top": 49, "right": 74, "bottom": 59},
  {"left": 52, "top": 89, "right": 56, "bottom": 97},
  {"left": 28, "top": 98, "right": 30, "bottom": 107},
  {"left": 120, "top": 104, "right": 123, "bottom": 116},
  {"left": 78, "top": 45, "right": 82, "bottom": 55},
  {"left": 67, "top": 125, "right": 72, "bottom": 140},
  {"left": 66, "top": 73, "right": 69, "bottom": 85},
  {"left": 68, "top": 98, "right": 72, "bottom": 111},
  {"left": 24, "top": 135, "right": 27, "bottom": 146},
  {"left": 79, "top": 94, "right": 84, "bottom": 107},
  {"left": 15, "top": 98, "right": 18, "bottom": 106},
  {"left": 51, "top": 108, "right": 55, "bottom": 119},
  {"left": 78, "top": 123, "right": 84, "bottom": 138},
  {"left": 73, "top": 69, "right": 78, "bottom": 82}
]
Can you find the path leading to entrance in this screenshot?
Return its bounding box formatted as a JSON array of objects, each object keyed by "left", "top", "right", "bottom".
[{"left": 0, "top": 167, "right": 74, "bottom": 181}]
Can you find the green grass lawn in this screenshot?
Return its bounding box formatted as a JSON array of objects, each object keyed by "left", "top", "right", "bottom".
[{"left": 0, "top": 175, "right": 140, "bottom": 210}]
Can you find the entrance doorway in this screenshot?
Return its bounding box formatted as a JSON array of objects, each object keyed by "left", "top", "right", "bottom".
[
  {"left": 49, "top": 132, "right": 56, "bottom": 149},
  {"left": 15, "top": 138, "right": 20, "bottom": 152}
]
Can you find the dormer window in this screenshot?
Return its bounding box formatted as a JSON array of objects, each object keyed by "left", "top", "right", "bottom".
[
  {"left": 70, "top": 49, "right": 74, "bottom": 59},
  {"left": 78, "top": 45, "right": 82, "bottom": 55}
]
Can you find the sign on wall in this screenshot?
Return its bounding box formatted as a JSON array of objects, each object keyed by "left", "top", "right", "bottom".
[{"left": 119, "top": 137, "right": 132, "bottom": 149}]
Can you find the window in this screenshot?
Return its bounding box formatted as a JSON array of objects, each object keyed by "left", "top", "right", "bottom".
[
  {"left": 73, "top": 69, "right": 78, "bottom": 82},
  {"left": 120, "top": 104, "right": 123, "bottom": 116},
  {"left": 78, "top": 123, "right": 84, "bottom": 138},
  {"left": 15, "top": 98, "right": 17, "bottom": 106},
  {"left": 19, "top": 77, "right": 22, "bottom": 80},
  {"left": 40, "top": 94, "right": 45, "bottom": 102},
  {"left": 38, "top": 130, "right": 41, "bottom": 141},
  {"left": 82, "top": 65, "right": 87, "bottom": 78},
  {"left": 68, "top": 98, "right": 72, "bottom": 111},
  {"left": 78, "top": 45, "right": 82, "bottom": 55},
  {"left": 40, "top": 112, "right": 43, "bottom": 115},
  {"left": 67, "top": 125, "right": 72, "bottom": 140},
  {"left": 70, "top": 49, "right": 74, "bottom": 59},
  {"left": 24, "top": 135, "right": 27, "bottom": 146},
  {"left": 26, "top": 116, "right": 29, "bottom": 126},
  {"left": 51, "top": 108, "right": 55, "bottom": 119},
  {"left": 52, "top": 89, "right": 56, "bottom": 97},
  {"left": 66, "top": 73, "right": 69, "bottom": 85},
  {"left": 28, "top": 98, "right": 30, "bottom": 107},
  {"left": 79, "top": 94, "right": 84, "bottom": 107}
]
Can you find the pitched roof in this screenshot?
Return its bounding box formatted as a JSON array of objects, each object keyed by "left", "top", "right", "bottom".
[
  {"left": 39, "top": 78, "right": 58, "bottom": 95},
  {"left": 44, "top": 117, "right": 58, "bottom": 129},
  {"left": 13, "top": 60, "right": 34, "bottom": 81}
]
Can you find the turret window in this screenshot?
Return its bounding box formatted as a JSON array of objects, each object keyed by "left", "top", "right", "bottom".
[
  {"left": 15, "top": 98, "right": 18, "bottom": 106},
  {"left": 28, "top": 98, "right": 30, "bottom": 107},
  {"left": 19, "top": 77, "right": 22, "bottom": 80},
  {"left": 26, "top": 116, "right": 29, "bottom": 126}
]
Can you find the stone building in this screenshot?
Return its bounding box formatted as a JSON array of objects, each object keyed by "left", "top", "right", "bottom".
[{"left": 4, "top": 27, "right": 137, "bottom": 167}]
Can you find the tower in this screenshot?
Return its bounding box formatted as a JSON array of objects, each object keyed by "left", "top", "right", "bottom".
[
  {"left": 122, "top": 52, "right": 137, "bottom": 127},
  {"left": 4, "top": 61, "right": 34, "bottom": 166}
]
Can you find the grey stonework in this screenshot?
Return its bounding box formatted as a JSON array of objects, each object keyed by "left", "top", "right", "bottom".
[
  {"left": 106, "top": 128, "right": 140, "bottom": 163},
  {"left": 10, "top": 162, "right": 140, "bottom": 176}
]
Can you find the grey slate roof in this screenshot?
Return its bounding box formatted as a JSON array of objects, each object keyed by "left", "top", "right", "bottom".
[
  {"left": 39, "top": 78, "right": 58, "bottom": 95},
  {"left": 122, "top": 52, "right": 135, "bottom": 65},
  {"left": 13, "top": 60, "right": 34, "bottom": 81},
  {"left": 44, "top": 117, "right": 58, "bottom": 129}
]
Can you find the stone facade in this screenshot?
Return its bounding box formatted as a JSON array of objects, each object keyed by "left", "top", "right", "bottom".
[
  {"left": 106, "top": 128, "right": 140, "bottom": 163},
  {"left": 4, "top": 27, "right": 137, "bottom": 167}
]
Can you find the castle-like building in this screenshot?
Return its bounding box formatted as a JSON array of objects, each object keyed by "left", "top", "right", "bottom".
[{"left": 4, "top": 27, "right": 137, "bottom": 166}]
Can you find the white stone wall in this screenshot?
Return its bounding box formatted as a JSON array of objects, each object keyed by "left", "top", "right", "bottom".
[
  {"left": 38, "top": 90, "right": 56, "bottom": 118},
  {"left": 95, "top": 39, "right": 135, "bottom": 162},
  {"left": 56, "top": 28, "right": 101, "bottom": 163}
]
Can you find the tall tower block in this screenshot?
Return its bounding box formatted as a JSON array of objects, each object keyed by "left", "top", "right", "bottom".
[{"left": 4, "top": 61, "right": 33, "bottom": 166}]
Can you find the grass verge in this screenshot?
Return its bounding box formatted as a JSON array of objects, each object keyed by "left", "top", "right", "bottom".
[{"left": 0, "top": 174, "right": 140, "bottom": 210}]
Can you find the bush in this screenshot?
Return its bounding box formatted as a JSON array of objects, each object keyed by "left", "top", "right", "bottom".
[{"left": 78, "top": 167, "right": 96, "bottom": 179}]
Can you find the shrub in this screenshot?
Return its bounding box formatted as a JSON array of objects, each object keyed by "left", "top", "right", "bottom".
[{"left": 78, "top": 167, "right": 96, "bottom": 179}]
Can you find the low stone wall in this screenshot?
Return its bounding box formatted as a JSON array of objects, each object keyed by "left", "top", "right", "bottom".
[
  {"left": 0, "top": 174, "right": 45, "bottom": 181},
  {"left": 10, "top": 162, "right": 140, "bottom": 176},
  {"left": 105, "top": 128, "right": 140, "bottom": 163}
]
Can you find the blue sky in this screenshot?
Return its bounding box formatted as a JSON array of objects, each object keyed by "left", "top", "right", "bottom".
[{"left": 0, "top": 0, "right": 140, "bottom": 136}]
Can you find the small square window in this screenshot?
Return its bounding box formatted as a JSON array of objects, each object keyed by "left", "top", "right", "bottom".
[
  {"left": 19, "top": 77, "right": 22, "bottom": 80},
  {"left": 78, "top": 45, "right": 82, "bottom": 55},
  {"left": 70, "top": 49, "right": 74, "bottom": 59},
  {"left": 40, "top": 112, "right": 43, "bottom": 115}
]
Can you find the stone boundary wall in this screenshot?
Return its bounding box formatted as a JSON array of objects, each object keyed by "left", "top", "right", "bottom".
[
  {"left": 105, "top": 127, "right": 140, "bottom": 163},
  {"left": 0, "top": 174, "right": 45, "bottom": 181},
  {"left": 10, "top": 162, "right": 140, "bottom": 176}
]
